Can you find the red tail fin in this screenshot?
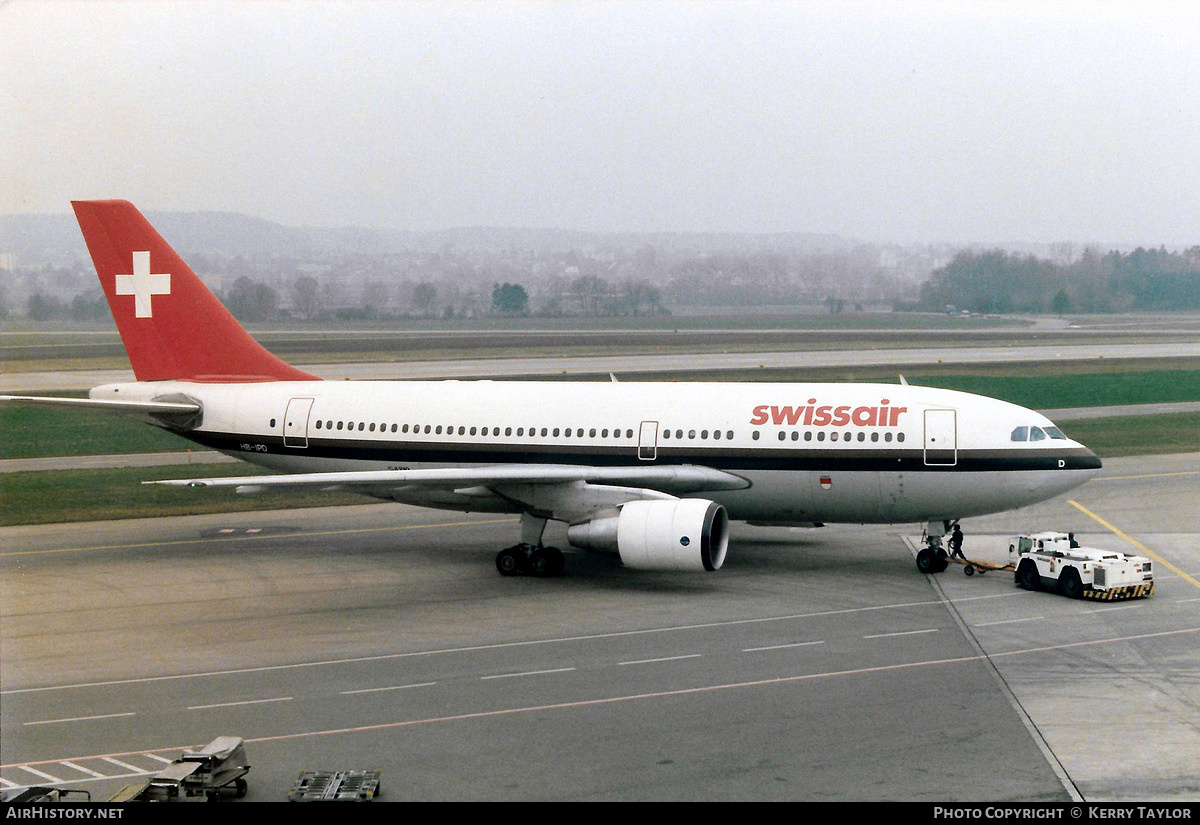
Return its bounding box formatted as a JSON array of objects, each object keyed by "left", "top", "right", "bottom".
[{"left": 72, "top": 200, "right": 318, "bottom": 382}]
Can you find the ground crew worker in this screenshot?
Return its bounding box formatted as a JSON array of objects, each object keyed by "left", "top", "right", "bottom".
[{"left": 949, "top": 524, "right": 966, "bottom": 560}]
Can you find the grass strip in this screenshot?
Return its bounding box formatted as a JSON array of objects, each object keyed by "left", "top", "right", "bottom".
[
  {"left": 0, "top": 463, "right": 365, "bottom": 526},
  {"left": 1052, "top": 411, "right": 1200, "bottom": 458}
]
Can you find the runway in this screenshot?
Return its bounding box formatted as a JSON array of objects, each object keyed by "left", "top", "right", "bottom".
[
  {"left": 1, "top": 454, "right": 1197, "bottom": 801},
  {"left": 6, "top": 339, "right": 1200, "bottom": 392}
]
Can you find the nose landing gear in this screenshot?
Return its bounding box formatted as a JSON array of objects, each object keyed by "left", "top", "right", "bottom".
[{"left": 916, "top": 520, "right": 954, "bottom": 574}]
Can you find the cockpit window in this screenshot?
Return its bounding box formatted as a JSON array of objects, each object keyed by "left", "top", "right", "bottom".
[
  {"left": 1029, "top": 427, "right": 1047, "bottom": 441},
  {"left": 1044, "top": 426, "right": 1067, "bottom": 439},
  {"left": 1010, "top": 426, "right": 1028, "bottom": 442}
]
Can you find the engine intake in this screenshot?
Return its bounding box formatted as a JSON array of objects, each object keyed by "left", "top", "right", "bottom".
[{"left": 567, "top": 499, "right": 730, "bottom": 572}]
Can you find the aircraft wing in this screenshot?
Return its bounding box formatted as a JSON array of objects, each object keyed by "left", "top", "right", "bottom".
[
  {"left": 149, "top": 463, "right": 751, "bottom": 522},
  {"left": 150, "top": 463, "right": 749, "bottom": 493}
]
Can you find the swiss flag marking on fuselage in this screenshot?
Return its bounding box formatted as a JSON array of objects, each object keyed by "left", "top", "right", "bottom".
[{"left": 115, "top": 251, "right": 170, "bottom": 318}]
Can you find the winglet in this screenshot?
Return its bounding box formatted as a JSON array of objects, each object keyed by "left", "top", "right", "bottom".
[{"left": 71, "top": 200, "right": 318, "bottom": 383}]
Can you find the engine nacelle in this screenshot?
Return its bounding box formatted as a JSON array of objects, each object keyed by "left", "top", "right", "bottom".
[{"left": 567, "top": 499, "right": 730, "bottom": 572}]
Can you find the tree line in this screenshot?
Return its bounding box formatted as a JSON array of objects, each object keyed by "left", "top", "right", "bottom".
[{"left": 919, "top": 246, "right": 1200, "bottom": 315}]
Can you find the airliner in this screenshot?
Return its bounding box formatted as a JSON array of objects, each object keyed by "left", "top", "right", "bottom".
[{"left": 0, "top": 201, "right": 1102, "bottom": 577}]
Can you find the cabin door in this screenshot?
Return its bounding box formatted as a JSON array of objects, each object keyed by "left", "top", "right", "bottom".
[
  {"left": 923, "top": 409, "right": 957, "bottom": 466},
  {"left": 638, "top": 420, "right": 659, "bottom": 461},
  {"left": 283, "top": 397, "right": 315, "bottom": 448}
]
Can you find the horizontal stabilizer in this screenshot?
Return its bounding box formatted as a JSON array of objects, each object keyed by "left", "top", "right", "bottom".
[{"left": 0, "top": 394, "right": 200, "bottom": 417}]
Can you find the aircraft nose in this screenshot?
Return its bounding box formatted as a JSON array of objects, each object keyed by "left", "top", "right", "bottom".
[{"left": 1073, "top": 447, "right": 1102, "bottom": 472}]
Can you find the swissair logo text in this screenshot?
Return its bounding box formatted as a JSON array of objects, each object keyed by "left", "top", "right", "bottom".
[
  {"left": 116, "top": 250, "right": 170, "bottom": 318},
  {"left": 750, "top": 399, "right": 908, "bottom": 427}
]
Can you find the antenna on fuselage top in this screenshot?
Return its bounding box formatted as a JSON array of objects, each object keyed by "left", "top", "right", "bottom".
[{"left": 898, "top": 374, "right": 909, "bottom": 386}]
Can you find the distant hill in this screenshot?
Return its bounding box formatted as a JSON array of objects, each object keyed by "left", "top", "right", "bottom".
[{"left": 0, "top": 209, "right": 856, "bottom": 267}]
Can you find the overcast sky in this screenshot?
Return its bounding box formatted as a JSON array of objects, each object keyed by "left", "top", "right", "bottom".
[{"left": 2, "top": 0, "right": 1198, "bottom": 244}]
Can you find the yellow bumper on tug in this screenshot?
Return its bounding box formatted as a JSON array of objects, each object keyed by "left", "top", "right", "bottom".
[{"left": 1082, "top": 582, "right": 1154, "bottom": 601}]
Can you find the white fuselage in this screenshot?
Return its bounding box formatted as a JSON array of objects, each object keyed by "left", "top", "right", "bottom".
[{"left": 92, "top": 379, "right": 1101, "bottom": 525}]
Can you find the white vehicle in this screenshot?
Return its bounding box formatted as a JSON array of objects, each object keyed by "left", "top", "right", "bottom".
[{"left": 1009, "top": 532, "right": 1154, "bottom": 600}]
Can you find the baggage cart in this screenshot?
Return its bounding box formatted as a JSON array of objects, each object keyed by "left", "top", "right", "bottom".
[
  {"left": 109, "top": 736, "right": 249, "bottom": 801},
  {"left": 289, "top": 769, "right": 381, "bottom": 801}
]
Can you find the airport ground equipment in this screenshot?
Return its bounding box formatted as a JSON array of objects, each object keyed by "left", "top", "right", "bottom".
[
  {"left": 1, "top": 787, "right": 92, "bottom": 803},
  {"left": 109, "top": 736, "right": 250, "bottom": 801},
  {"left": 1009, "top": 531, "right": 1154, "bottom": 600},
  {"left": 288, "top": 769, "right": 381, "bottom": 801},
  {"left": 947, "top": 555, "right": 1015, "bottom": 577}
]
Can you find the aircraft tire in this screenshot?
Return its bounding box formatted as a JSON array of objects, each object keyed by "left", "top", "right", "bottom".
[
  {"left": 916, "top": 547, "right": 936, "bottom": 574},
  {"left": 496, "top": 546, "right": 525, "bottom": 576},
  {"left": 527, "top": 546, "right": 565, "bottom": 577}
]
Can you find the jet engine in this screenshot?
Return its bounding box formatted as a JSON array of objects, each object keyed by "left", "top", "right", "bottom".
[{"left": 567, "top": 499, "right": 729, "bottom": 572}]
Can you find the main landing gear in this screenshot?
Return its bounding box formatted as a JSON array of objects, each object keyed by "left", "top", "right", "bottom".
[
  {"left": 495, "top": 513, "right": 564, "bottom": 577},
  {"left": 495, "top": 544, "right": 566, "bottom": 577}
]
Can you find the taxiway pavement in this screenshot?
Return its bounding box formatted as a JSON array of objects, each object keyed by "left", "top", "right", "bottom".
[{"left": 1, "top": 454, "right": 1196, "bottom": 802}]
